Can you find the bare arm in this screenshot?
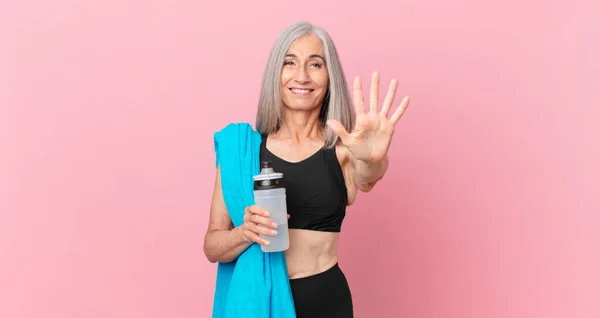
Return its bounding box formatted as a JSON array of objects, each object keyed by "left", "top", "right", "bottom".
[{"left": 203, "top": 165, "right": 277, "bottom": 263}]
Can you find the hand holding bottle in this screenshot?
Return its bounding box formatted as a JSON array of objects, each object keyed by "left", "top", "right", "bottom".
[{"left": 241, "top": 205, "right": 278, "bottom": 246}]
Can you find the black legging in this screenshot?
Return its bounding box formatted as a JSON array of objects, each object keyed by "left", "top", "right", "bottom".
[{"left": 289, "top": 263, "right": 354, "bottom": 318}]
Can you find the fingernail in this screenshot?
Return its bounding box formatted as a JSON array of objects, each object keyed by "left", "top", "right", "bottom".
[
  {"left": 264, "top": 211, "right": 270, "bottom": 216},
  {"left": 265, "top": 241, "right": 270, "bottom": 246},
  {"left": 272, "top": 222, "right": 277, "bottom": 228},
  {"left": 271, "top": 230, "right": 278, "bottom": 235}
]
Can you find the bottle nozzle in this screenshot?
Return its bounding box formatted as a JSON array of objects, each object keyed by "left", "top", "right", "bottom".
[{"left": 261, "top": 161, "right": 272, "bottom": 169}]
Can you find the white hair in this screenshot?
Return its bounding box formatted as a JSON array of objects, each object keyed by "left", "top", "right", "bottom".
[{"left": 255, "top": 21, "right": 355, "bottom": 148}]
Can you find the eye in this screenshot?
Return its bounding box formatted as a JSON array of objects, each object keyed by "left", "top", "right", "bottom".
[
  {"left": 284, "top": 61, "right": 295, "bottom": 66},
  {"left": 310, "top": 63, "right": 322, "bottom": 68}
]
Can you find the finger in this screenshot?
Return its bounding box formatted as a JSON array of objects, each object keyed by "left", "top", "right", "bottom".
[
  {"left": 245, "top": 231, "right": 270, "bottom": 246},
  {"left": 247, "top": 205, "right": 270, "bottom": 217},
  {"left": 255, "top": 223, "right": 278, "bottom": 237},
  {"left": 250, "top": 213, "right": 278, "bottom": 229},
  {"left": 369, "top": 71, "right": 379, "bottom": 113},
  {"left": 381, "top": 79, "right": 398, "bottom": 116},
  {"left": 287, "top": 214, "right": 290, "bottom": 219},
  {"left": 390, "top": 96, "right": 410, "bottom": 125},
  {"left": 326, "top": 119, "right": 350, "bottom": 144},
  {"left": 353, "top": 76, "right": 366, "bottom": 114}
]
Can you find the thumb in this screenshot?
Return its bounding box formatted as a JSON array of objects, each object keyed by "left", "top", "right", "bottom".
[{"left": 326, "top": 119, "right": 350, "bottom": 144}]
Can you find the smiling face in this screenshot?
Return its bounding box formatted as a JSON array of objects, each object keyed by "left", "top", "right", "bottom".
[{"left": 280, "top": 34, "right": 329, "bottom": 112}]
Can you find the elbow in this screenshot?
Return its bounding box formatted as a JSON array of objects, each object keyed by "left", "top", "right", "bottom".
[
  {"left": 204, "top": 247, "right": 227, "bottom": 264},
  {"left": 205, "top": 252, "right": 233, "bottom": 264},
  {"left": 203, "top": 239, "right": 234, "bottom": 264},
  {"left": 205, "top": 251, "right": 219, "bottom": 264},
  {"left": 203, "top": 235, "right": 219, "bottom": 263},
  {"left": 203, "top": 246, "right": 217, "bottom": 263}
]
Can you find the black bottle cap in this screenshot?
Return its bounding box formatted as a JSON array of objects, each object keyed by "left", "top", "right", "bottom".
[{"left": 253, "top": 161, "right": 283, "bottom": 190}]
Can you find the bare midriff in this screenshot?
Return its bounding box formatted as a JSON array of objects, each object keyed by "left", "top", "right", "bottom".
[{"left": 284, "top": 229, "right": 339, "bottom": 279}]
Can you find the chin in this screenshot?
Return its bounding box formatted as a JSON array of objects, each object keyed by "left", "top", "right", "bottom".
[{"left": 283, "top": 101, "right": 321, "bottom": 112}]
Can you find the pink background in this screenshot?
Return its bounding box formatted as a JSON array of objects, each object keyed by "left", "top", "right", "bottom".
[{"left": 2, "top": 0, "right": 599, "bottom": 317}]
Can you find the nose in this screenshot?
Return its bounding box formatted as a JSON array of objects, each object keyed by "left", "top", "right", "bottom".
[{"left": 294, "top": 65, "right": 310, "bottom": 84}]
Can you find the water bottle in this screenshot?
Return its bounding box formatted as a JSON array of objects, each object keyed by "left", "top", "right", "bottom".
[{"left": 253, "top": 161, "right": 289, "bottom": 252}]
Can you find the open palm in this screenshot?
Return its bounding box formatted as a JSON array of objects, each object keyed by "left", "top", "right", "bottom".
[{"left": 327, "top": 71, "right": 410, "bottom": 162}]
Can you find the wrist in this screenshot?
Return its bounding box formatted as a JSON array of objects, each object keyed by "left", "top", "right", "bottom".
[
  {"left": 355, "top": 155, "right": 388, "bottom": 183},
  {"left": 356, "top": 155, "right": 388, "bottom": 170},
  {"left": 235, "top": 225, "right": 250, "bottom": 243}
]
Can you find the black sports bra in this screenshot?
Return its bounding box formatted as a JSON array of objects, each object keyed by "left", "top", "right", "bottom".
[{"left": 260, "top": 135, "right": 348, "bottom": 232}]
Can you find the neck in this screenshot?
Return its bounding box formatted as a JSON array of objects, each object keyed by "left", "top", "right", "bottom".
[{"left": 276, "top": 107, "right": 322, "bottom": 144}]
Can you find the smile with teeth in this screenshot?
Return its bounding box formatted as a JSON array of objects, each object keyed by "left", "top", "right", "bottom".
[{"left": 290, "top": 88, "right": 314, "bottom": 95}]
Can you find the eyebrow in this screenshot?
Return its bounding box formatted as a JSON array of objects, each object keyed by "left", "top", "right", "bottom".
[{"left": 285, "top": 53, "right": 325, "bottom": 61}]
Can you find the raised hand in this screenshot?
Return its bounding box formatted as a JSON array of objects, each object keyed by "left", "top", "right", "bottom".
[{"left": 327, "top": 71, "right": 410, "bottom": 162}]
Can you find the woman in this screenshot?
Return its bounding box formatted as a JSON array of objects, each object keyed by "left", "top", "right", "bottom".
[{"left": 203, "top": 21, "right": 410, "bottom": 318}]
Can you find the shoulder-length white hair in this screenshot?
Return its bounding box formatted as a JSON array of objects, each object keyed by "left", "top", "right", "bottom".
[{"left": 255, "top": 21, "right": 355, "bottom": 148}]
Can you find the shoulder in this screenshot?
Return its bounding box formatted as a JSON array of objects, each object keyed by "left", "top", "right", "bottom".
[
  {"left": 214, "top": 122, "right": 261, "bottom": 144},
  {"left": 214, "top": 122, "right": 255, "bottom": 136},
  {"left": 213, "top": 122, "right": 261, "bottom": 167}
]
